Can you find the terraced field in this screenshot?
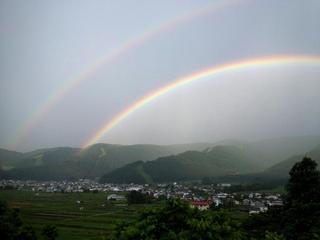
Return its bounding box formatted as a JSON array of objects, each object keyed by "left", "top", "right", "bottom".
[{"left": 0, "top": 190, "right": 150, "bottom": 240}]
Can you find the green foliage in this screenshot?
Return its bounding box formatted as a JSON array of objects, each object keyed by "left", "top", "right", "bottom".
[
  {"left": 19, "top": 225, "right": 38, "bottom": 240},
  {"left": 126, "top": 190, "right": 153, "bottom": 204},
  {"left": 41, "top": 225, "right": 58, "bottom": 240},
  {"left": 243, "top": 206, "right": 284, "bottom": 239},
  {"left": 264, "top": 231, "right": 285, "bottom": 240},
  {"left": 0, "top": 201, "right": 37, "bottom": 240},
  {"left": 285, "top": 156, "right": 320, "bottom": 205},
  {"left": 244, "top": 157, "right": 320, "bottom": 240},
  {"left": 282, "top": 157, "right": 320, "bottom": 240},
  {"left": 108, "top": 198, "right": 245, "bottom": 240}
]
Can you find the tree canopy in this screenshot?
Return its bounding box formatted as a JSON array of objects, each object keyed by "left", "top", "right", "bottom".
[
  {"left": 282, "top": 157, "right": 320, "bottom": 239},
  {"left": 244, "top": 157, "right": 320, "bottom": 240},
  {"left": 109, "top": 198, "right": 244, "bottom": 240},
  {"left": 0, "top": 201, "right": 37, "bottom": 240},
  {"left": 110, "top": 157, "right": 320, "bottom": 240},
  {"left": 126, "top": 190, "right": 153, "bottom": 204}
]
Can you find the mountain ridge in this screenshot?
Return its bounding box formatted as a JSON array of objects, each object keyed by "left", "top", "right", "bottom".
[
  {"left": 100, "top": 145, "right": 262, "bottom": 184},
  {"left": 0, "top": 143, "right": 214, "bottom": 180},
  {"left": 1, "top": 136, "right": 320, "bottom": 181}
]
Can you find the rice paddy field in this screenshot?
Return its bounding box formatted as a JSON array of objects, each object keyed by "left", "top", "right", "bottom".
[{"left": 0, "top": 190, "right": 149, "bottom": 240}]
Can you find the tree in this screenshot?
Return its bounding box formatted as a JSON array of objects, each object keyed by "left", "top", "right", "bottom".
[
  {"left": 282, "top": 157, "right": 320, "bottom": 240},
  {"left": 19, "top": 225, "right": 37, "bottom": 240},
  {"left": 264, "top": 231, "right": 285, "bottom": 240},
  {"left": 41, "top": 225, "right": 58, "bottom": 240},
  {"left": 285, "top": 156, "right": 320, "bottom": 206},
  {"left": 0, "top": 201, "right": 37, "bottom": 240},
  {"left": 243, "top": 206, "right": 284, "bottom": 239},
  {"left": 244, "top": 157, "right": 320, "bottom": 240},
  {"left": 108, "top": 198, "right": 244, "bottom": 240},
  {"left": 126, "top": 191, "right": 152, "bottom": 204}
]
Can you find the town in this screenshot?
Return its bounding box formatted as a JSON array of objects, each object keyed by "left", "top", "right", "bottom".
[{"left": 0, "top": 179, "right": 283, "bottom": 214}]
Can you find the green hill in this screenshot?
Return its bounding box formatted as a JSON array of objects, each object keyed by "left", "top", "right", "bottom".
[
  {"left": 215, "top": 136, "right": 320, "bottom": 168},
  {"left": 213, "top": 144, "right": 320, "bottom": 185},
  {"left": 0, "top": 148, "right": 24, "bottom": 171},
  {"left": 0, "top": 143, "right": 213, "bottom": 180},
  {"left": 263, "top": 144, "right": 320, "bottom": 177},
  {"left": 100, "top": 145, "right": 260, "bottom": 184},
  {"left": 1, "top": 136, "right": 319, "bottom": 181}
]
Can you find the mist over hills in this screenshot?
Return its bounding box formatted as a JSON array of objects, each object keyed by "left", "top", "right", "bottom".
[
  {"left": 202, "top": 143, "right": 320, "bottom": 185},
  {"left": 263, "top": 143, "right": 320, "bottom": 177},
  {"left": 0, "top": 143, "right": 213, "bottom": 180},
  {"left": 1, "top": 136, "right": 320, "bottom": 182},
  {"left": 100, "top": 145, "right": 260, "bottom": 184},
  {"left": 0, "top": 148, "right": 24, "bottom": 170},
  {"left": 213, "top": 135, "right": 320, "bottom": 168},
  {"left": 100, "top": 143, "right": 320, "bottom": 184}
]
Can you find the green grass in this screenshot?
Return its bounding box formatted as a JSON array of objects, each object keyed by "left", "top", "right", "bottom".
[{"left": 0, "top": 190, "right": 151, "bottom": 240}]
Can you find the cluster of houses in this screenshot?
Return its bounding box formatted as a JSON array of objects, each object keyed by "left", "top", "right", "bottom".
[
  {"left": 0, "top": 179, "right": 283, "bottom": 214},
  {"left": 0, "top": 179, "right": 133, "bottom": 193},
  {"left": 188, "top": 192, "right": 283, "bottom": 213},
  {"left": 165, "top": 183, "right": 282, "bottom": 213},
  {"left": 106, "top": 182, "right": 283, "bottom": 214}
]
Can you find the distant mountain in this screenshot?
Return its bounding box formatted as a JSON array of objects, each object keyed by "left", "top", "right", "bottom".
[
  {"left": 0, "top": 143, "right": 213, "bottom": 180},
  {"left": 213, "top": 144, "right": 320, "bottom": 185},
  {"left": 1, "top": 136, "right": 319, "bottom": 181},
  {"left": 0, "top": 148, "right": 24, "bottom": 170},
  {"left": 248, "top": 136, "right": 320, "bottom": 167},
  {"left": 78, "top": 143, "right": 214, "bottom": 176},
  {"left": 100, "top": 145, "right": 260, "bottom": 184},
  {"left": 214, "top": 136, "right": 320, "bottom": 168},
  {"left": 263, "top": 144, "right": 320, "bottom": 177}
]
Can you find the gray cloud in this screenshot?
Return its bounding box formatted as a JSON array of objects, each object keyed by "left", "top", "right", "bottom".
[{"left": 1, "top": 0, "right": 320, "bottom": 151}]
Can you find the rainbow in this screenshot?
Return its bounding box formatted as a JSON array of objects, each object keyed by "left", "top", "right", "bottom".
[
  {"left": 81, "top": 55, "right": 320, "bottom": 148},
  {"left": 9, "top": 0, "right": 243, "bottom": 150}
]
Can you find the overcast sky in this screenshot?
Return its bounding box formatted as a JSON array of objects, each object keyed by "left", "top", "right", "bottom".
[{"left": 1, "top": 0, "right": 320, "bottom": 151}]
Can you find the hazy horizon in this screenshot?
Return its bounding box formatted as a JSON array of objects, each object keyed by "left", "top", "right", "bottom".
[
  {"left": 1, "top": 0, "right": 320, "bottom": 152},
  {"left": 2, "top": 134, "right": 320, "bottom": 153}
]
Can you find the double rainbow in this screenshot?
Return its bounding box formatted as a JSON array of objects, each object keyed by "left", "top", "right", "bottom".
[
  {"left": 10, "top": 0, "right": 243, "bottom": 149},
  {"left": 82, "top": 55, "right": 320, "bottom": 148}
]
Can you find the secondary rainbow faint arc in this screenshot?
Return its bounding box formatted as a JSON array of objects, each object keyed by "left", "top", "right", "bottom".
[
  {"left": 9, "top": 0, "right": 243, "bottom": 149},
  {"left": 82, "top": 55, "right": 320, "bottom": 148}
]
